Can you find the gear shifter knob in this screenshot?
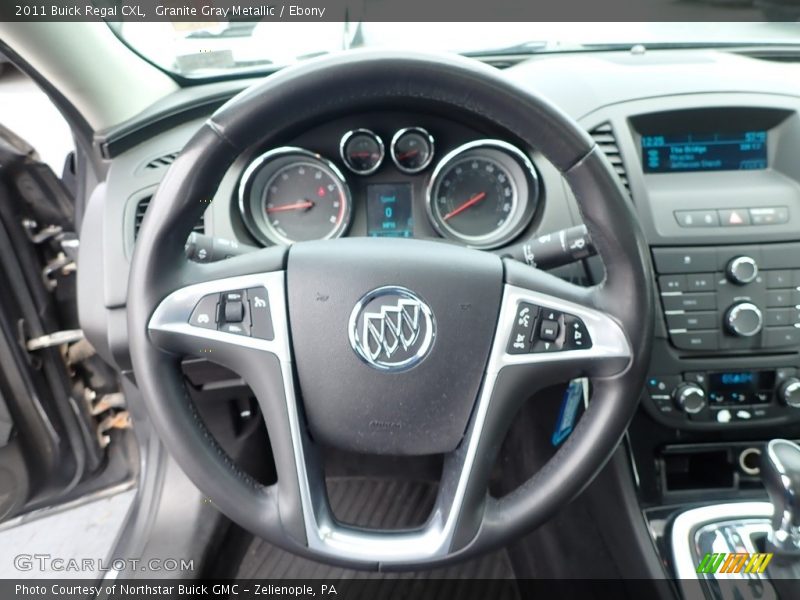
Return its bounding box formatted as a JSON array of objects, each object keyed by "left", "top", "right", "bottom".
[{"left": 762, "top": 439, "right": 800, "bottom": 555}]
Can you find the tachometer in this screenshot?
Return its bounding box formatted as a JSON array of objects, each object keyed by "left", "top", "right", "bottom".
[
  {"left": 426, "top": 140, "right": 539, "bottom": 249},
  {"left": 239, "top": 148, "right": 352, "bottom": 245}
]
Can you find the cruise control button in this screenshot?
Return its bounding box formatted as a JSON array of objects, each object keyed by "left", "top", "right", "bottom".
[
  {"left": 189, "top": 294, "right": 220, "bottom": 330},
  {"left": 507, "top": 302, "right": 537, "bottom": 354},
  {"left": 247, "top": 287, "right": 274, "bottom": 341},
  {"left": 564, "top": 316, "right": 592, "bottom": 349}
]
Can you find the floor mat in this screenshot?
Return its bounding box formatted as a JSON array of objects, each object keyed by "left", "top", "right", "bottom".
[{"left": 236, "top": 478, "right": 518, "bottom": 598}]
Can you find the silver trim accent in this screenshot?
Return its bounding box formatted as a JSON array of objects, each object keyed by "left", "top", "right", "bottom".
[
  {"left": 237, "top": 147, "right": 352, "bottom": 246},
  {"left": 674, "top": 383, "right": 706, "bottom": 415},
  {"left": 425, "top": 139, "right": 539, "bottom": 250},
  {"left": 390, "top": 127, "right": 435, "bottom": 174},
  {"left": 739, "top": 447, "right": 762, "bottom": 476},
  {"left": 725, "top": 301, "right": 764, "bottom": 338},
  {"left": 780, "top": 379, "right": 800, "bottom": 408},
  {"left": 765, "top": 439, "right": 800, "bottom": 551},
  {"left": 347, "top": 286, "right": 436, "bottom": 372},
  {"left": 149, "top": 278, "right": 631, "bottom": 565},
  {"left": 339, "top": 128, "right": 385, "bottom": 176}
]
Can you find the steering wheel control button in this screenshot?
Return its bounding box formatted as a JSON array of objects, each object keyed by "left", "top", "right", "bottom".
[
  {"left": 564, "top": 316, "right": 592, "bottom": 350},
  {"left": 246, "top": 287, "right": 274, "bottom": 341},
  {"left": 725, "top": 302, "right": 763, "bottom": 337},
  {"left": 223, "top": 295, "right": 245, "bottom": 323},
  {"left": 189, "top": 294, "right": 220, "bottom": 330},
  {"left": 539, "top": 319, "right": 559, "bottom": 342},
  {"left": 507, "top": 302, "right": 537, "bottom": 354},
  {"left": 726, "top": 256, "right": 759, "bottom": 285}
]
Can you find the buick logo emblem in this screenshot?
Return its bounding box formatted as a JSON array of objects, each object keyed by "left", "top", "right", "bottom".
[{"left": 348, "top": 286, "right": 436, "bottom": 371}]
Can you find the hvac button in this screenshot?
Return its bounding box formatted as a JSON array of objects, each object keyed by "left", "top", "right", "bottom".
[
  {"left": 247, "top": 287, "right": 274, "bottom": 341},
  {"left": 189, "top": 294, "right": 220, "bottom": 330}
]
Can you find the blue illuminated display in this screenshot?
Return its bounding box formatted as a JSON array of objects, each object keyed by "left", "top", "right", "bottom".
[
  {"left": 367, "top": 183, "right": 413, "bottom": 238},
  {"left": 641, "top": 131, "right": 767, "bottom": 173},
  {"left": 720, "top": 372, "right": 755, "bottom": 386}
]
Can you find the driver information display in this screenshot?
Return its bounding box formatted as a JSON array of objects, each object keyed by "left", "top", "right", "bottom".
[
  {"left": 367, "top": 183, "right": 413, "bottom": 237},
  {"left": 641, "top": 131, "right": 767, "bottom": 173}
]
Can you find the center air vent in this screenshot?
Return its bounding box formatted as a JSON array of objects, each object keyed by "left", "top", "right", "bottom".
[
  {"left": 134, "top": 195, "right": 205, "bottom": 239},
  {"left": 589, "top": 123, "right": 631, "bottom": 196}
]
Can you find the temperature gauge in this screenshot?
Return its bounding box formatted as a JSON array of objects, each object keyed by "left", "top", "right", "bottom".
[
  {"left": 391, "top": 127, "right": 434, "bottom": 174},
  {"left": 340, "top": 129, "right": 384, "bottom": 175}
]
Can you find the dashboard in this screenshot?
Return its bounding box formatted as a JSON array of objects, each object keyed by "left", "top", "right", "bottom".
[{"left": 82, "top": 49, "right": 800, "bottom": 438}]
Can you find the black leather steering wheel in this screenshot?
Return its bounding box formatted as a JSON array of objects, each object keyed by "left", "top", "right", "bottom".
[{"left": 128, "top": 51, "right": 654, "bottom": 570}]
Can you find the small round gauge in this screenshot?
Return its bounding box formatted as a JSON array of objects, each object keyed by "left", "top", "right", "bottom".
[
  {"left": 391, "top": 127, "right": 434, "bottom": 173},
  {"left": 340, "top": 129, "right": 384, "bottom": 175},
  {"left": 238, "top": 148, "right": 352, "bottom": 245},
  {"left": 426, "top": 140, "right": 539, "bottom": 249}
]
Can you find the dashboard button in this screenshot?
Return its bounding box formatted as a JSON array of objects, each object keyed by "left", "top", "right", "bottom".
[
  {"left": 659, "top": 275, "right": 686, "bottom": 293},
  {"left": 674, "top": 210, "right": 719, "bottom": 228},
  {"left": 766, "top": 308, "right": 793, "bottom": 327},
  {"left": 767, "top": 290, "right": 794, "bottom": 307},
  {"left": 762, "top": 243, "right": 800, "bottom": 269},
  {"left": 666, "top": 311, "right": 717, "bottom": 331},
  {"left": 718, "top": 209, "right": 751, "bottom": 227},
  {"left": 687, "top": 273, "right": 716, "bottom": 292},
  {"left": 220, "top": 322, "right": 250, "bottom": 336},
  {"left": 189, "top": 294, "right": 220, "bottom": 330},
  {"left": 671, "top": 331, "right": 719, "bottom": 351},
  {"left": 224, "top": 300, "right": 245, "bottom": 323},
  {"left": 652, "top": 247, "right": 716, "bottom": 274},
  {"left": 765, "top": 327, "right": 800, "bottom": 348},
  {"left": 662, "top": 293, "right": 717, "bottom": 312},
  {"left": 750, "top": 206, "right": 789, "bottom": 226},
  {"left": 539, "top": 319, "right": 559, "bottom": 342},
  {"left": 767, "top": 270, "right": 794, "bottom": 289},
  {"left": 564, "top": 316, "right": 592, "bottom": 350},
  {"left": 247, "top": 287, "right": 274, "bottom": 341}
]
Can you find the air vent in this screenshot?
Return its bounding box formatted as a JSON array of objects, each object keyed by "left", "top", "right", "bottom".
[
  {"left": 589, "top": 123, "right": 631, "bottom": 196},
  {"left": 144, "top": 151, "right": 179, "bottom": 170},
  {"left": 134, "top": 195, "right": 204, "bottom": 239}
]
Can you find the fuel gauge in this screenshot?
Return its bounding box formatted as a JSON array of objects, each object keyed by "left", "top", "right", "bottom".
[
  {"left": 340, "top": 129, "right": 384, "bottom": 175},
  {"left": 391, "top": 127, "right": 434, "bottom": 174}
]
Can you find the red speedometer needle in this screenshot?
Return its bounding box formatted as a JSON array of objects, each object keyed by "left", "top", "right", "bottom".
[
  {"left": 443, "top": 192, "right": 487, "bottom": 221},
  {"left": 397, "top": 149, "right": 419, "bottom": 160},
  {"left": 266, "top": 200, "right": 314, "bottom": 214}
]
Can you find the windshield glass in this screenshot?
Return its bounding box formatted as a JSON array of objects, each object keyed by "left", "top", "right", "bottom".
[{"left": 112, "top": 22, "right": 800, "bottom": 78}]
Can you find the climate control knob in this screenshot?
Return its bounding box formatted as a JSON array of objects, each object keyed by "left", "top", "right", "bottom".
[
  {"left": 727, "top": 256, "right": 758, "bottom": 285},
  {"left": 780, "top": 378, "right": 800, "bottom": 408},
  {"left": 674, "top": 383, "right": 707, "bottom": 415},
  {"left": 725, "top": 302, "right": 763, "bottom": 337}
]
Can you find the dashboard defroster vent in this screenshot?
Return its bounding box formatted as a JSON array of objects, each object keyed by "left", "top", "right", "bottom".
[
  {"left": 144, "top": 151, "right": 179, "bottom": 170},
  {"left": 589, "top": 123, "right": 631, "bottom": 196},
  {"left": 134, "top": 195, "right": 205, "bottom": 239}
]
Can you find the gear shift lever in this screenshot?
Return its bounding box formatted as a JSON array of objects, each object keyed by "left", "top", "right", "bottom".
[{"left": 761, "top": 439, "right": 800, "bottom": 556}]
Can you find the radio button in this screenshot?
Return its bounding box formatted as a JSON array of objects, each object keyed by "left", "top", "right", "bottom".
[
  {"left": 767, "top": 290, "right": 794, "bottom": 307},
  {"left": 666, "top": 311, "right": 717, "bottom": 331},
  {"left": 767, "top": 270, "right": 794, "bottom": 289},
  {"left": 687, "top": 273, "right": 716, "bottom": 292},
  {"left": 659, "top": 275, "right": 686, "bottom": 292},
  {"left": 662, "top": 293, "right": 717, "bottom": 312},
  {"left": 652, "top": 247, "right": 716, "bottom": 274},
  {"left": 672, "top": 331, "right": 719, "bottom": 351},
  {"left": 766, "top": 308, "right": 793, "bottom": 327},
  {"left": 726, "top": 256, "right": 758, "bottom": 285},
  {"left": 762, "top": 243, "right": 800, "bottom": 269},
  {"left": 765, "top": 327, "right": 800, "bottom": 348}
]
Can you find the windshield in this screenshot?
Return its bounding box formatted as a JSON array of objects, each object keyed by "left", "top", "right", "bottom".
[{"left": 113, "top": 21, "right": 800, "bottom": 78}]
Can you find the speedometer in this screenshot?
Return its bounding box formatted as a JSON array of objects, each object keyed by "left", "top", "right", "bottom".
[
  {"left": 239, "top": 148, "right": 352, "bottom": 245},
  {"left": 426, "top": 140, "right": 539, "bottom": 249}
]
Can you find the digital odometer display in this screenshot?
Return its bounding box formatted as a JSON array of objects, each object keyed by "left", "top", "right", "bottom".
[
  {"left": 367, "top": 183, "right": 413, "bottom": 238},
  {"left": 641, "top": 131, "right": 767, "bottom": 173}
]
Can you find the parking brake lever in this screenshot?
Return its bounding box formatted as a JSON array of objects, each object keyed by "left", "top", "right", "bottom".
[{"left": 497, "top": 224, "right": 595, "bottom": 270}]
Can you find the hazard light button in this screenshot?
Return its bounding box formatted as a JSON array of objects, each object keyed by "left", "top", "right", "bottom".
[{"left": 718, "top": 209, "right": 751, "bottom": 227}]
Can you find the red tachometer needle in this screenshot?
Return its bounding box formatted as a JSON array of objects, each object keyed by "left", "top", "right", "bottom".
[
  {"left": 266, "top": 200, "right": 314, "bottom": 214},
  {"left": 397, "top": 149, "right": 419, "bottom": 160},
  {"left": 443, "top": 192, "right": 487, "bottom": 221}
]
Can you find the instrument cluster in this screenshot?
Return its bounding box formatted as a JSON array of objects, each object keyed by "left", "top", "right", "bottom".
[{"left": 238, "top": 126, "right": 541, "bottom": 249}]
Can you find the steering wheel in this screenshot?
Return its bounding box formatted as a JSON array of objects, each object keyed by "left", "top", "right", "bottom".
[{"left": 128, "top": 51, "right": 654, "bottom": 570}]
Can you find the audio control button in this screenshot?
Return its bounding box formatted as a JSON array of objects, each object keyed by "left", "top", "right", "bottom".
[
  {"left": 725, "top": 302, "right": 763, "bottom": 337},
  {"left": 672, "top": 331, "right": 718, "bottom": 351},
  {"left": 726, "top": 256, "right": 758, "bottom": 285},
  {"left": 765, "top": 327, "right": 800, "bottom": 348}
]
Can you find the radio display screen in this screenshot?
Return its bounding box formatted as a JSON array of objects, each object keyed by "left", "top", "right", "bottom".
[
  {"left": 709, "top": 371, "right": 775, "bottom": 393},
  {"left": 641, "top": 131, "right": 767, "bottom": 173},
  {"left": 367, "top": 183, "right": 413, "bottom": 238}
]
